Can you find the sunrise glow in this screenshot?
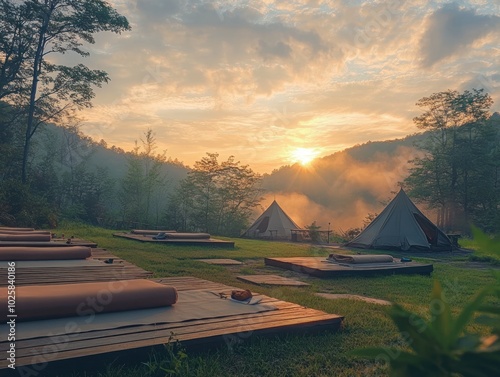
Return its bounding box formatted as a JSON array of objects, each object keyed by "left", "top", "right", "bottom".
[
  {"left": 290, "top": 148, "right": 319, "bottom": 166},
  {"left": 73, "top": 1, "right": 499, "bottom": 174}
]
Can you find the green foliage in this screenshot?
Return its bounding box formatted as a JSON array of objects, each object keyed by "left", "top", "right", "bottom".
[
  {"left": 165, "top": 153, "right": 263, "bottom": 236},
  {"left": 0, "top": 0, "right": 130, "bottom": 182},
  {"left": 305, "top": 221, "right": 321, "bottom": 242},
  {"left": 0, "top": 178, "right": 58, "bottom": 227},
  {"left": 142, "top": 334, "right": 189, "bottom": 377},
  {"left": 405, "top": 89, "right": 500, "bottom": 233},
  {"left": 119, "top": 130, "right": 167, "bottom": 228},
  {"left": 353, "top": 229, "right": 500, "bottom": 376}
]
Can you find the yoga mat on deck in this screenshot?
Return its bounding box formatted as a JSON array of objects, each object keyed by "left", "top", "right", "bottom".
[
  {"left": 0, "top": 227, "right": 35, "bottom": 232},
  {"left": 0, "top": 259, "right": 105, "bottom": 268},
  {"left": 131, "top": 229, "right": 177, "bottom": 235},
  {"left": 0, "top": 246, "right": 92, "bottom": 261},
  {"left": 0, "top": 230, "right": 51, "bottom": 235},
  {"left": 4, "top": 289, "right": 276, "bottom": 340},
  {"left": 164, "top": 232, "right": 211, "bottom": 239},
  {"left": 0, "top": 279, "right": 178, "bottom": 321},
  {"left": 0, "top": 233, "right": 51, "bottom": 242},
  {"left": 327, "top": 254, "right": 394, "bottom": 264}
]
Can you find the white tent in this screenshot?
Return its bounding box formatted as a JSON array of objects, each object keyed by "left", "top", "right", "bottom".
[
  {"left": 242, "top": 200, "right": 301, "bottom": 240},
  {"left": 346, "top": 189, "right": 452, "bottom": 251}
]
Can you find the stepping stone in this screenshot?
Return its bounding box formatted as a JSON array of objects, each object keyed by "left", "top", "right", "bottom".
[
  {"left": 197, "top": 259, "right": 243, "bottom": 265},
  {"left": 315, "top": 293, "right": 391, "bottom": 305},
  {"left": 237, "top": 274, "right": 309, "bottom": 286}
]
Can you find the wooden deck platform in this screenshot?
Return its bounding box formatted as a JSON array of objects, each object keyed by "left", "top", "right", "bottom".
[
  {"left": 265, "top": 257, "right": 433, "bottom": 277},
  {"left": 113, "top": 232, "right": 235, "bottom": 248},
  {"left": 0, "top": 248, "right": 152, "bottom": 286},
  {"left": 0, "top": 277, "right": 343, "bottom": 370}
]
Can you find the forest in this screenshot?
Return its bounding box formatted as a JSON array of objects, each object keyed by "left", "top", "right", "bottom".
[{"left": 1, "top": 1, "right": 499, "bottom": 236}]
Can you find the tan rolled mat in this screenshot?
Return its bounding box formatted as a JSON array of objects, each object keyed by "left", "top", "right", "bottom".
[
  {"left": 0, "top": 230, "right": 51, "bottom": 235},
  {"left": 164, "top": 232, "right": 211, "bottom": 239},
  {"left": 0, "top": 226, "right": 35, "bottom": 232},
  {"left": 327, "top": 254, "right": 394, "bottom": 264},
  {"left": 131, "top": 229, "right": 177, "bottom": 235},
  {"left": 0, "top": 246, "right": 92, "bottom": 261},
  {"left": 7, "top": 290, "right": 276, "bottom": 340},
  {"left": 0, "top": 233, "right": 51, "bottom": 242},
  {"left": 0, "top": 279, "right": 178, "bottom": 321}
]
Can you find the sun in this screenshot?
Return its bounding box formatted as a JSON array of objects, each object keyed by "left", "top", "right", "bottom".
[{"left": 291, "top": 148, "right": 318, "bottom": 166}]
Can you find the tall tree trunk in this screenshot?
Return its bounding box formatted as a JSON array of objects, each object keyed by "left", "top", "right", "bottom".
[{"left": 22, "top": 5, "right": 51, "bottom": 183}]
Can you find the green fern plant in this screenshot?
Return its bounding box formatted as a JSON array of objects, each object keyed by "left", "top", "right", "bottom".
[{"left": 353, "top": 228, "right": 500, "bottom": 377}]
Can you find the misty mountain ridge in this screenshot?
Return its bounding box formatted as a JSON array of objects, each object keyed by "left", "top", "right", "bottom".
[
  {"left": 260, "top": 133, "right": 426, "bottom": 230},
  {"left": 41, "top": 117, "right": 498, "bottom": 232}
]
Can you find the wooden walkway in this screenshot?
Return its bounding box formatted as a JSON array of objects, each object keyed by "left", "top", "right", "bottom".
[{"left": 265, "top": 257, "right": 433, "bottom": 277}]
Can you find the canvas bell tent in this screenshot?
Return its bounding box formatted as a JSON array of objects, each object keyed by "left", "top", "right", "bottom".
[
  {"left": 346, "top": 189, "right": 452, "bottom": 251},
  {"left": 242, "top": 200, "right": 301, "bottom": 240}
]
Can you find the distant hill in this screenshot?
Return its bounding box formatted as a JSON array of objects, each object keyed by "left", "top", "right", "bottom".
[
  {"left": 42, "top": 123, "right": 189, "bottom": 185},
  {"left": 39, "top": 122, "right": 425, "bottom": 231},
  {"left": 260, "top": 133, "right": 427, "bottom": 231}
]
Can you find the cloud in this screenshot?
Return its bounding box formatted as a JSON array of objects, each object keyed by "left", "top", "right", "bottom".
[
  {"left": 419, "top": 4, "right": 500, "bottom": 68},
  {"left": 70, "top": 0, "right": 500, "bottom": 172}
]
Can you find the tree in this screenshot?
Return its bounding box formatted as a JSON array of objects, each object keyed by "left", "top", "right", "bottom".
[
  {"left": 166, "top": 153, "right": 263, "bottom": 236},
  {"left": 119, "top": 130, "right": 167, "bottom": 228},
  {"left": 0, "top": 1, "right": 35, "bottom": 100},
  {"left": 405, "top": 89, "right": 499, "bottom": 232},
  {"left": 305, "top": 221, "right": 321, "bottom": 243},
  {"left": 0, "top": 0, "right": 130, "bottom": 183}
]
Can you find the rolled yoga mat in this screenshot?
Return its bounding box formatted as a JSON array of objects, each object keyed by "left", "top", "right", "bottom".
[
  {"left": 0, "top": 227, "right": 35, "bottom": 232},
  {"left": 0, "top": 230, "right": 51, "bottom": 235},
  {"left": 327, "top": 254, "right": 394, "bottom": 264},
  {"left": 0, "top": 233, "right": 51, "bottom": 242},
  {"left": 131, "top": 229, "right": 177, "bottom": 235},
  {"left": 0, "top": 279, "right": 178, "bottom": 321},
  {"left": 0, "top": 246, "right": 92, "bottom": 261},
  {"left": 163, "top": 232, "right": 211, "bottom": 240}
]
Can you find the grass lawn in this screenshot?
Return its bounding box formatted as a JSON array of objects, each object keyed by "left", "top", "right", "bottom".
[{"left": 52, "top": 224, "right": 499, "bottom": 377}]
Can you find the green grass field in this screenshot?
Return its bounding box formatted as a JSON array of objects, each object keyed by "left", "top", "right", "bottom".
[{"left": 53, "top": 224, "right": 499, "bottom": 377}]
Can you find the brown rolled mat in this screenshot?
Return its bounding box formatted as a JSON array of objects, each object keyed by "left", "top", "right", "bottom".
[
  {"left": 0, "top": 246, "right": 92, "bottom": 261},
  {"left": 0, "top": 233, "right": 51, "bottom": 242},
  {"left": 0, "top": 279, "right": 178, "bottom": 321},
  {"left": 131, "top": 229, "right": 177, "bottom": 235},
  {"left": 163, "top": 232, "right": 211, "bottom": 239},
  {"left": 0, "top": 241, "right": 90, "bottom": 247},
  {"left": 327, "top": 254, "right": 394, "bottom": 264},
  {"left": 0, "top": 226, "right": 35, "bottom": 232},
  {"left": 0, "top": 230, "right": 51, "bottom": 235}
]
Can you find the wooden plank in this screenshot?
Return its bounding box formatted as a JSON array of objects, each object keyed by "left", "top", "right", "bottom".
[{"left": 237, "top": 274, "right": 310, "bottom": 286}]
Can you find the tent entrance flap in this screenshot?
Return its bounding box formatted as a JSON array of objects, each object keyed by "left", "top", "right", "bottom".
[
  {"left": 413, "top": 213, "right": 438, "bottom": 244},
  {"left": 256, "top": 217, "right": 270, "bottom": 233}
]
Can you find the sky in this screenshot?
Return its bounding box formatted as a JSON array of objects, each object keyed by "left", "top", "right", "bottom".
[{"left": 74, "top": 0, "right": 500, "bottom": 173}]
